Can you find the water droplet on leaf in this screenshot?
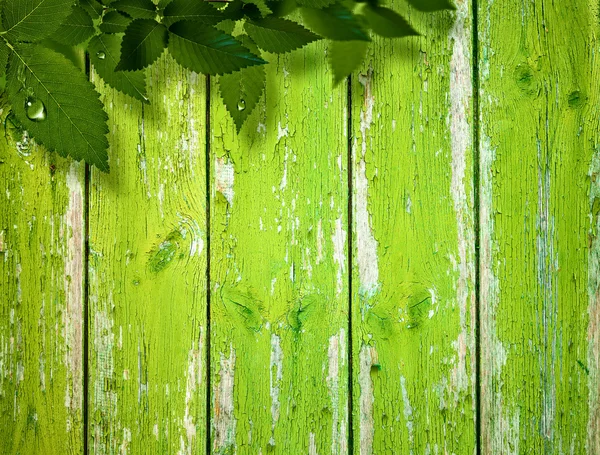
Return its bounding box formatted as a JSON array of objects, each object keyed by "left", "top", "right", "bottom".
[
  {"left": 97, "top": 51, "right": 106, "bottom": 60},
  {"left": 237, "top": 100, "right": 246, "bottom": 111},
  {"left": 25, "top": 98, "right": 47, "bottom": 122}
]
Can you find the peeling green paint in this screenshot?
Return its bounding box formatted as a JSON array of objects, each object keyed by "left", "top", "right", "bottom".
[
  {"left": 88, "top": 54, "right": 208, "bottom": 455},
  {"left": 479, "top": 0, "right": 599, "bottom": 452},
  {"left": 210, "top": 38, "right": 349, "bottom": 453}
]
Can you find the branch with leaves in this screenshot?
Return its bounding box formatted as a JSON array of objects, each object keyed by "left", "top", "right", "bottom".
[{"left": 0, "top": 0, "right": 455, "bottom": 171}]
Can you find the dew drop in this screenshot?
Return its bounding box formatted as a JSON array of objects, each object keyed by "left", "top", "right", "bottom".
[
  {"left": 97, "top": 51, "right": 106, "bottom": 60},
  {"left": 237, "top": 99, "right": 246, "bottom": 111},
  {"left": 25, "top": 97, "right": 47, "bottom": 122}
]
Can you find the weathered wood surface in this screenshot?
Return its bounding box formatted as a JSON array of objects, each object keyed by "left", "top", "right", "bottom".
[
  {"left": 1, "top": 2, "right": 599, "bottom": 454},
  {"left": 351, "top": 0, "right": 476, "bottom": 453},
  {"left": 0, "top": 99, "right": 85, "bottom": 453},
  {"left": 209, "top": 40, "right": 349, "bottom": 454},
  {"left": 478, "top": 0, "right": 600, "bottom": 453},
  {"left": 88, "top": 54, "right": 208, "bottom": 455}
]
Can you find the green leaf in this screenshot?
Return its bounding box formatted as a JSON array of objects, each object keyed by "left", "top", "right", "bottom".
[
  {"left": 111, "top": 0, "right": 158, "bottom": 19},
  {"left": 51, "top": 6, "right": 95, "bottom": 46},
  {"left": 0, "top": 39, "right": 9, "bottom": 78},
  {"left": 41, "top": 38, "right": 86, "bottom": 71},
  {"left": 295, "top": 0, "right": 336, "bottom": 10},
  {"left": 2, "top": 0, "right": 74, "bottom": 42},
  {"left": 245, "top": 17, "right": 319, "bottom": 54},
  {"left": 0, "top": 40, "right": 9, "bottom": 90},
  {"left": 80, "top": 0, "right": 104, "bottom": 19},
  {"left": 162, "top": 0, "right": 224, "bottom": 27},
  {"left": 329, "top": 39, "right": 368, "bottom": 85},
  {"left": 168, "top": 21, "right": 267, "bottom": 75},
  {"left": 363, "top": 5, "right": 418, "bottom": 38},
  {"left": 6, "top": 44, "right": 109, "bottom": 170},
  {"left": 158, "top": 0, "right": 173, "bottom": 9},
  {"left": 88, "top": 33, "right": 148, "bottom": 102},
  {"left": 116, "top": 19, "right": 168, "bottom": 71},
  {"left": 266, "top": 0, "right": 297, "bottom": 17},
  {"left": 100, "top": 11, "right": 132, "bottom": 34},
  {"left": 241, "top": 0, "right": 272, "bottom": 18},
  {"left": 405, "top": 0, "right": 455, "bottom": 12},
  {"left": 302, "top": 4, "right": 370, "bottom": 41},
  {"left": 218, "top": 34, "right": 265, "bottom": 132}
]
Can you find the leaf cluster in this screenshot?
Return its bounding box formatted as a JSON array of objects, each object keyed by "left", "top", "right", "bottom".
[{"left": 0, "top": 0, "right": 454, "bottom": 171}]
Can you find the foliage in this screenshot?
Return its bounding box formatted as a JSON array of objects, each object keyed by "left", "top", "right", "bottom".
[{"left": 0, "top": 0, "right": 454, "bottom": 171}]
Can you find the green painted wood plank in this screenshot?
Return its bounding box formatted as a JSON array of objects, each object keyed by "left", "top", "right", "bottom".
[
  {"left": 351, "top": 1, "right": 476, "bottom": 453},
  {"left": 479, "top": 0, "right": 599, "bottom": 452},
  {"left": 209, "top": 42, "right": 349, "bottom": 454},
  {"left": 0, "top": 98, "right": 85, "bottom": 453},
  {"left": 88, "top": 54, "right": 208, "bottom": 454}
]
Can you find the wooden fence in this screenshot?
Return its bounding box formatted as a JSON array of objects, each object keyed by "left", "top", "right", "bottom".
[{"left": 1, "top": 0, "right": 599, "bottom": 453}]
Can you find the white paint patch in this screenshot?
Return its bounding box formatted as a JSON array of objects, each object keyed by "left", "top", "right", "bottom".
[
  {"left": 399, "top": 376, "right": 414, "bottom": 453},
  {"left": 119, "top": 428, "right": 132, "bottom": 454},
  {"left": 64, "top": 163, "right": 84, "bottom": 411},
  {"left": 270, "top": 333, "right": 283, "bottom": 442},
  {"left": 327, "top": 329, "right": 347, "bottom": 455},
  {"left": 356, "top": 71, "right": 380, "bottom": 298},
  {"left": 94, "top": 310, "right": 117, "bottom": 452},
  {"left": 309, "top": 432, "right": 318, "bottom": 455},
  {"left": 448, "top": 0, "right": 474, "bottom": 399},
  {"left": 215, "top": 156, "right": 235, "bottom": 205},
  {"left": 332, "top": 217, "right": 347, "bottom": 296},
  {"left": 587, "top": 151, "right": 600, "bottom": 454},
  {"left": 277, "top": 122, "right": 289, "bottom": 141},
  {"left": 180, "top": 335, "right": 203, "bottom": 455},
  {"left": 480, "top": 133, "right": 511, "bottom": 451},
  {"left": 359, "top": 344, "right": 375, "bottom": 455},
  {"left": 213, "top": 346, "right": 237, "bottom": 452}
]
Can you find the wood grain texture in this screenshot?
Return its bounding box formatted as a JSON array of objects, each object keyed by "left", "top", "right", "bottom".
[
  {"left": 209, "top": 41, "right": 349, "bottom": 454},
  {"left": 88, "top": 54, "right": 208, "bottom": 455},
  {"left": 0, "top": 98, "right": 85, "bottom": 454},
  {"left": 478, "top": 0, "right": 599, "bottom": 452},
  {"left": 350, "top": 1, "right": 476, "bottom": 453}
]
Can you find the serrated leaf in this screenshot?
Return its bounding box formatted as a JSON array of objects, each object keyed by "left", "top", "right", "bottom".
[
  {"left": 266, "top": 0, "right": 297, "bottom": 17},
  {"left": 295, "top": 0, "right": 336, "bottom": 10},
  {"left": 221, "top": 0, "right": 245, "bottom": 21},
  {"left": 406, "top": 0, "right": 455, "bottom": 12},
  {"left": 242, "top": 0, "right": 272, "bottom": 17},
  {"left": 0, "top": 41, "right": 9, "bottom": 90},
  {"left": 2, "top": 0, "right": 74, "bottom": 43},
  {"left": 168, "top": 21, "right": 266, "bottom": 75},
  {"left": 162, "top": 0, "right": 224, "bottom": 27},
  {"left": 111, "top": 0, "right": 157, "bottom": 19},
  {"left": 245, "top": 17, "right": 319, "bottom": 54},
  {"left": 100, "top": 11, "right": 133, "bottom": 34},
  {"left": 302, "top": 4, "right": 370, "bottom": 41},
  {"left": 329, "top": 40, "right": 367, "bottom": 85},
  {"left": 80, "top": 0, "right": 104, "bottom": 18},
  {"left": 51, "top": 6, "right": 95, "bottom": 46},
  {"left": 116, "top": 19, "right": 168, "bottom": 71},
  {"left": 0, "top": 40, "right": 9, "bottom": 78},
  {"left": 41, "top": 38, "right": 86, "bottom": 70},
  {"left": 218, "top": 34, "right": 265, "bottom": 132},
  {"left": 6, "top": 44, "right": 109, "bottom": 170},
  {"left": 158, "top": 0, "right": 173, "bottom": 8},
  {"left": 363, "top": 5, "right": 418, "bottom": 38},
  {"left": 89, "top": 33, "right": 148, "bottom": 102}
]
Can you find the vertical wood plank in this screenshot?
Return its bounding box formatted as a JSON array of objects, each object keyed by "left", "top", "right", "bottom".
[
  {"left": 209, "top": 41, "right": 349, "bottom": 453},
  {"left": 351, "top": 1, "right": 476, "bottom": 453},
  {"left": 479, "top": 0, "right": 599, "bottom": 452},
  {"left": 88, "top": 55, "right": 208, "bottom": 454},
  {"left": 0, "top": 99, "right": 85, "bottom": 453}
]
